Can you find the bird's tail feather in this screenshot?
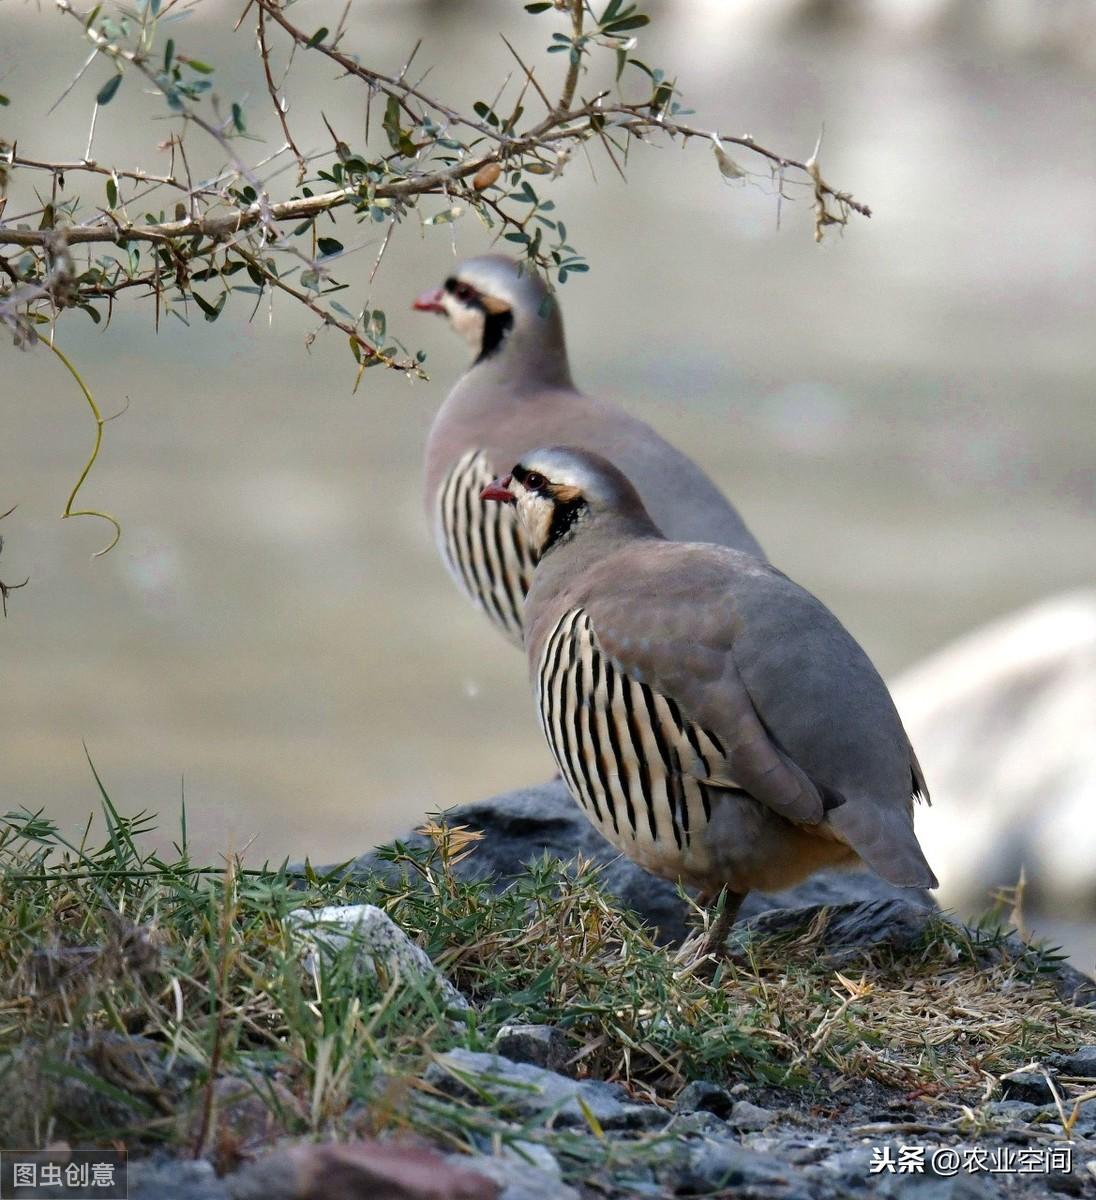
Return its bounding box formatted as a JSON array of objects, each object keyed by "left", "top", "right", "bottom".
[{"left": 827, "top": 801, "right": 938, "bottom": 890}]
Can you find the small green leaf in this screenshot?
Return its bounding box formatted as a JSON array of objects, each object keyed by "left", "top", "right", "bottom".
[
  {"left": 0, "top": 93, "right": 9, "bottom": 107},
  {"left": 382, "top": 95, "right": 415, "bottom": 155},
  {"left": 105, "top": 177, "right": 117, "bottom": 208},
  {"left": 306, "top": 26, "right": 329, "bottom": 48},
  {"left": 96, "top": 74, "right": 122, "bottom": 105},
  {"left": 603, "top": 14, "right": 650, "bottom": 32},
  {"left": 524, "top": 2, "right": 552, "bottom": 10},
  {"left": 316, "top": 237, "right": 343, "bottom": 258},
  {"left": 231, "top": 102, "right": 245, "bottom": 133},
  {"left": 192, "top": 290, "right": 227, "bottom": 321},
  {"left": 186, "top": 59, "right": 214, "bottom": 74},
  {"left": 163, "top": 38, "right": 174, "bottom": 70}
]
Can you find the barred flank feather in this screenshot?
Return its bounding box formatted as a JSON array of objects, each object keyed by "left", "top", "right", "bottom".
[
  {"left": 536, "top": 607, "right": 728, "bottom": 879},
  {"left": 437, "top": 449, "right": 537, "bottom": 646}
]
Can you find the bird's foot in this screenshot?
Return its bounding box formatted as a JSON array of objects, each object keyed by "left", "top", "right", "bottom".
[{"left": 694, "top": 887, "right": 747, "bottom": 972}]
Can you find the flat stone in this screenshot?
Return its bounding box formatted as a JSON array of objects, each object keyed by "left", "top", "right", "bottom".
[
  {"left": 424, "top": 1049, "right": 667, "bottom": 1131},
  {"left": 1058, "top": 1044, "right": 1096, "bottom": 1076},
  {"left": 448, "top": 1153, "right": 578, "bottom": 1200},
  {"left": 131, "top": 1160, "right": 229, "bottom": 1200},
  {"left": 497, "top": 1142, "right": 562, "bottom": 1177},
  {"left": 876, "top": 1175, "right": 995, "bottom": 1199},
  {"left": 286, "top": 904, "right": 469, "bottom": 1011},
  {"left": 728, "top": 1099, "right": 777, "bottom": 1131},
  {"left": 1039, "top": 1097, "right": 1096, "bottom": 1136},
  {"left": 984, "top": 1099, "right": 1039, "bottom": 1123},
  {"left": 661, "top": 1139, "right": 809, "bottom": 1199},
  {"left": 665, "top": 1110, "right": 734, "bottom": 1138},
  {"left": 673, "top": 1080, "right": 735, "bottom": 1119},
  {"left": 999, "top": 1070, "right": 1055, "bottom": 1105},
  {"left": 493, "top": 1024, "right": 572, "bottom": 1073},
  {"left": 230, "top": 1140, "right": 497, "bottom": 1200}
]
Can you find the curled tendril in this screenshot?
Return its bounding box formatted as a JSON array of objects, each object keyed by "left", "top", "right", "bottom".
[{"left": 46, "top": 341, "right": 121, "bottom": 557}]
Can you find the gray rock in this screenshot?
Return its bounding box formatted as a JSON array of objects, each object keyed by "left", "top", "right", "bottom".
[
  {"left": 730, "top": 898, "right": 939, "bottom": 965},
  {"left": 984, "top": 1099, "right": 1040, "bottom": 1123},
  {"left": 665, "top": 1110, "right": 734, "bottom": 1138},
  {"left": 424, "top": 1049, "right": 668, "bottom": 1131},
  {"left": 230, "top": 1140, "right": 497, "bottom": 1200},
  {"left": 497, "top": 1141, "right": 562, "bottom": 1177},
  {"left": 1000, "top": 1070, "right": 1056, "bottom": 1105},
  {"left": 727, "top": 900, "right": 1096, "bottom": 1007},
  {"left": 661, "top": 1138, "right": 809, "bottom": 1199},
  {"left": 809, "top": 1143, "right": 876, "bottom": 1186},
  {"left": 808, "top": 1146, "right": 998, "bottom": 1198},
  {"left": 877, "top": 1175, "right": 995, "bottom": 1199},
  {"left": 448, "top": 1152, "right": 578, "bottom": 1200},
  {"left": 1057, "top": 1044, "right": 1096, "bottom": 1076},
  {"left": 1040, "top": 1097, "right": 1096, "bottom": 1136},
  {"left": 673, "top": 1080, "right": 735, "bottom": 1118},
  {"left": 130, "top": 1159, "right": 229, "bottom": 1200},
  {"left": 728, "top": 1099, "right": 777, "bottom": 1131},
  {"left": 321, "top": 781, "right": 934, "bottom": 945},
  {"left": 286, "top": 903, "right": 469, "bottom": 1011},
  {"left": 493, "top": 1024, "right": 572, "bottom": 1073}
]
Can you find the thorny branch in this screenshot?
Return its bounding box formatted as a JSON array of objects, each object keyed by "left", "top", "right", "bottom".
[{"left": 1, "top": 0, "right": 871, "bottom": 375}]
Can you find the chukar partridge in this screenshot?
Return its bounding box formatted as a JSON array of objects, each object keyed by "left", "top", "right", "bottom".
[
  {"left": 481, "top": 446, "right": 937, "bottom": 953},
  {"left": 415, "top": 255, "right": 763, "bottom": 647}
]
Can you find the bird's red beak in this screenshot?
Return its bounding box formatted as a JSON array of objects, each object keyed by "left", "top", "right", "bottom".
[
  {"left": 480, "top": 474, "right": 515, "bottom": 503},
  {"left": 412, "top": 286, "right": 446, "bottom": 314}
]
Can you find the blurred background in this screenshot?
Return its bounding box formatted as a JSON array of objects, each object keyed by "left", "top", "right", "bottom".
[{"left": 2, "top": 2, "right": 1093, "bottom": 960}]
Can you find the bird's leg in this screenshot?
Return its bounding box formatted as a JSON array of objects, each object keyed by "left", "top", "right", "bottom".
[{"left": 699, "top": 887, "right": 747, "bottom": 959}]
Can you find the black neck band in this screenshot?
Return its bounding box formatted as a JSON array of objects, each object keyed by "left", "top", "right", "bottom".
[
  {"left": 476, "top": 309, "right": 514, "bottom": 363},
  {"left": 543, "top": 499, "right": 587, "bottom": 555}
]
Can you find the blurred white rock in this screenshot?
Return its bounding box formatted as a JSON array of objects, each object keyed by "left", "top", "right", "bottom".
[{"left": 893, "top": 590, "right": 1096, "bottom": 919}]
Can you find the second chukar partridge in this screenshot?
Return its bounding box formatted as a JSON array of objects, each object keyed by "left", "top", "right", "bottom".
[
  {"left": 481, "top": 446, "right": 937, "bottom": 953},
  {"left": 415, "top": 255, "right": 763, "bottom": 647}
]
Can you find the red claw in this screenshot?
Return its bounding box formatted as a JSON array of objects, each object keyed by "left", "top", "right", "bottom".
[{"left": 480, "top": 474, "right": 515, "bottom": 503}]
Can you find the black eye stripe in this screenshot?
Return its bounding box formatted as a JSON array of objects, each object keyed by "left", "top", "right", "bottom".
[
  {"left": 444, "top": 277, "right": 479, "bottom": 304},
  {"left": 512, "top": 465, "right": 547, "bottom": 492}
]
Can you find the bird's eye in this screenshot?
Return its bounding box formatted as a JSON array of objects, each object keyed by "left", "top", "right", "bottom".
[
  {"left": 453, "top": 282, "right": 476, "bottom": 303},
  {"left": 524, "top": 472, "right": 546, "bottom": 491}
]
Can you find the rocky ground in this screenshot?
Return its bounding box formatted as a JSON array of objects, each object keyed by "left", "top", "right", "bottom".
[{"left": 4, "top": 782, "right": 1096, "bottom": 1200}]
